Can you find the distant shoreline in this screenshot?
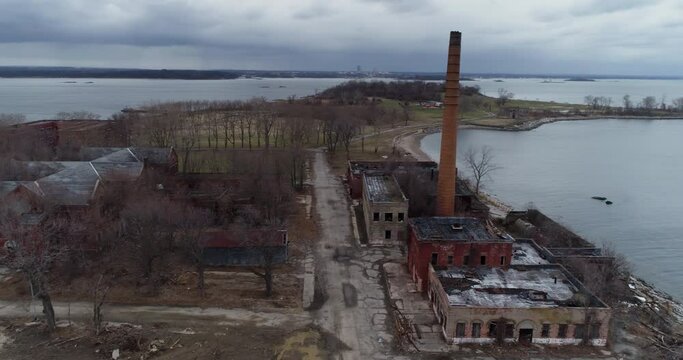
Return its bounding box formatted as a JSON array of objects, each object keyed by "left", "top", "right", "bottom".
[
  {"left": 464, "top": 115, "right": 683, "bottom": 132},
  {"left": 2, "top": 67, "right": 683, "bottom": 81},
  {"left": 398, "top": 116, "right": 683, "bottom": 158}
]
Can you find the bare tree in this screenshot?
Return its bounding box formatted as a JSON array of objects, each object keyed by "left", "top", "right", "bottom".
[
  {"left": 400, "top": 102, "right": 412, "bottom": 126},
  {"left": 234, "top": 213, "right": 286, "bottom": 298},
  {"left": 92, "top": 274, "right": 109, "bottom": 335},
  {"left": 0, "top": 207, "right": 68, "bottom": 331},
  {"left": 119, "top": 194, "right": 179, "bottom": 280},
  {"left": 640, "top": 96, "right": 657, "bottom": 112},
  {"left": 463, "top": 146, "right": 500, "bottom": 194},
  {"left": 285, "top": 117, "right": 310, "bottom": 190},
  {"left": 671, "top": 97, "right": 683, "bottom": 112},
  {"left": 250, "top": 227, "right": 285, "bottom": 298},
  {"left": 336, "top": 114, "right": 360, "bottom": 158},
  {"left": 622, "top": 94, "right": 633, "bottom": 111},
  {"left": 496, "top": 88, "right": 514, "bottom": 107},
  {"left": 177, "top": 206, "right": 213, "bottom": 297}
]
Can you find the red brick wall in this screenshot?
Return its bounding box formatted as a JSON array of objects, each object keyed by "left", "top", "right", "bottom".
[
  {"left": 408, "top": 227, "right": 513, "bottom": 292},
  {"left": 347, "top": 169, "right": 363, "bottom": 199}
]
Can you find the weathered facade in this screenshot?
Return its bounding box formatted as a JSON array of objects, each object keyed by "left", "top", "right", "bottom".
[
  {"left": 407, "top": 217, "right": 512, "bottom": 291},
  {"left": 427, "top": 264, "right": 611, "bottom": 346},
  {"left": 362, "top": 174, "right": 409, "bottom": 245}
]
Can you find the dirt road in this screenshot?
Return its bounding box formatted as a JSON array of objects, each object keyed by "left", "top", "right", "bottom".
[
  {"left": 0, "top": 299, "right": 310, "bottom": 328},
  {"left": 310, "top": 149, "right": 403, "bottom": 360}
]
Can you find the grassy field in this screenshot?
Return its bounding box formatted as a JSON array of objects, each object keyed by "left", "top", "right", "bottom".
[{"left": 171, "top": 93, "right": 593, "bottom": 173}]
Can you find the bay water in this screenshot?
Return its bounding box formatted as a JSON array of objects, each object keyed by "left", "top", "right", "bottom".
[{"left": 421, "top": 119, "right": 683, "bottom": 300}]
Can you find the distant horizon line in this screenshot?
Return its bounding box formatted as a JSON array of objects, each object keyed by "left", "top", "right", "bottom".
[{"left": 0, "top": 65, "right": 681, "bottom": 80}]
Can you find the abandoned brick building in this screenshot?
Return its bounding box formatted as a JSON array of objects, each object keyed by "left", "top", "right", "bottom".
[
  {"left": 353, "top": 31, "right": 612, "bottom": 347},
  {"left": 362, "top": 174, "right": 409, "bottom": 245},
  {"left": 428, "top": 262, "right": 611, "bottom": 346},
  {"left": 407, "top": 217, "right": 513, "bottom": 292}
]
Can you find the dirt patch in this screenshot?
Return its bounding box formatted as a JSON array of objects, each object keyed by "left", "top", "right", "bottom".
[{"left": 0, "top": 318, "right": 302, "bottom": 360}]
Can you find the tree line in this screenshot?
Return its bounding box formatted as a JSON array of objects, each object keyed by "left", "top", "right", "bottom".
[
  {"left": 318, "top": 80, "right": 444, "bottom": 103},
  {"left": 585, "top": 94, "right": 683, "bottom": 113}
]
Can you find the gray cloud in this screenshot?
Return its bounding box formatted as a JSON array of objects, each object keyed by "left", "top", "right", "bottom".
[{"left": 0, "top": 0, "right": 680, "bottom": 76}]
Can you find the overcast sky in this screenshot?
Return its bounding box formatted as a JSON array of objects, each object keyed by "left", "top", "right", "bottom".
[{"left": 0, "top": 0, "right": 681, "bottom": 75}]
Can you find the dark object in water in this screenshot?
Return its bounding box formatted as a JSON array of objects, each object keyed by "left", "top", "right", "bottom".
[
  {"left": 591, "top": 196, "right": 607, "bottom": 201},
  {"left": 605, "top": 201, "right": 613, "bottom": 205}
]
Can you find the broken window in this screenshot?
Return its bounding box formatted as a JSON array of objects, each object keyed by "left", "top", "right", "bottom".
[
  {"left": 500, "top": 256, "right": 506, "bottom": 265},
  {"left": 541, "top": 324, "right": 550, "bottom": 338},
  {"left": 472, "top": 322, "right": 481, "bottom": 338},
  {"left": 488, "top": 322, "right": 497, "bottom": 338},
  {"left": 455, "top": 322, "right": 466, "bottom": 338},
  {"left": 504, "top": 323, "right": 514, "bottom": 338},
  {"left": 384, "top": 213, "right": 393, "bottom": 222},
  {"left": 574, "top": 324, "right": 585, "bottom": 339},
  {"left": 447, "top": 255, "right": 454, "bottom": 265},
  {"left": 589, "top": 323, "right": 601, "bottom": 339},
  {"left": 398, "top": 212, "right": 405, "bottom": 222},
  {"left": 480, "top": 255, "right": 487, "bottom": 265},
  {"left": 463, "top": 255, "right": 470, "bottom": 266},
  {"left": 385, "top": 230, "right": 391, "bottom": 239},
  {"left": 431, "top": 253, "right": 438, "bottom": 266},
  {"left": 558, "top": 324, "right": 568, "bottom": 338},
  {"left": 373, "top": 212, "right": 379, "bottom": 221}
]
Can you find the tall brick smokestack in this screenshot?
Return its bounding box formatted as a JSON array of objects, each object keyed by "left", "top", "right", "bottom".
[{"left": 435, "top": 31, "right": 461, "bottom": 216}]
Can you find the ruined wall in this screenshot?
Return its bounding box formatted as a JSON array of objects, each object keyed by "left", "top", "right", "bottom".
[
  {"left": 407, "top": 228, "right": 512, "bottom": 291},
  {"left": 426, "top": 267, "right": 611, "bottom": 347},
  {"left": 362, "top": 189, "right": 409, "bottom": 246},
  {"left": 347, "top": 167, "right": 363, "bottom": 199}
]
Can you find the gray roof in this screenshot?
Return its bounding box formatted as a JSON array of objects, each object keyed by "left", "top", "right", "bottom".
[
  {"left": 91, "top": 162, "right": 144, "bottom": 181},
  {"left": 131, "top": 148, "right": 173, "bottom": 165},
  {"left": 0, "top": 147, "right": 171, "bottom": 207},
  {"left": 363, "top": 174, "right": 407, "bottom": 203},
  {"left": 410, "top": 217, "right": 506, "bottom": 242},
  {"left": 79, "top": 147, "right": 129, "bottom": 161},
  {"left": 0, "top": 181, "right": 43, "bottom": 197},
  {"left": 94, "top": 148, "right": 139, "bottom": 163},
  {"left": 80, "top": 147, "right": 172, "bottom": 165}
]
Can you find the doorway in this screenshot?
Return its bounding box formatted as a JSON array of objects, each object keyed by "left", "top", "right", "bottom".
[{"left": 519, "top": 329, "right": 533, "bottom": 345}]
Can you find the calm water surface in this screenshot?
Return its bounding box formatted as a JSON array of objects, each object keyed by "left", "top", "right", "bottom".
[
  {"left": 422, "top": 119, "right": 683, "bottom": 300},
  {"left": 0, "top": 77, "right": 350, "bottom": 120},
  {"left": 3, "top": 77, "right": 683, "bottom": 120}
]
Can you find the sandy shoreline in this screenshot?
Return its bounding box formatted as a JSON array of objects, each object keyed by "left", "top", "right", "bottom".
[{"left": 395, "top": 128, "right": 434, "bottom": 161}]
